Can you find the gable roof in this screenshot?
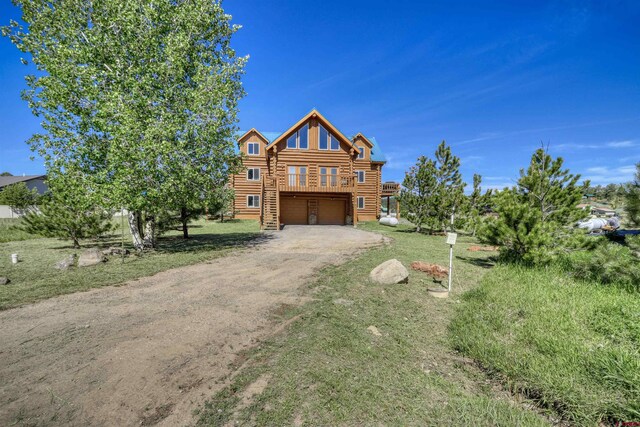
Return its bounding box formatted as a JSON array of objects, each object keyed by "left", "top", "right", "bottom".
[
  {"left": 264, "top": 109, "right": 360, "bottom": 154},
  {"left": 235, "top": 109, "right": 387, "bottom": 163},
  {"left": 0, "top": 175, "right": 46, "bottom": 188}
]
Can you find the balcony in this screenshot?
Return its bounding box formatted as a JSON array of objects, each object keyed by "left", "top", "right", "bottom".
[
  {"left": 277, "top": 173, "right": 355, "bottom": 193},
  {"left": 382, "top": 182, "right": 401, "bottom": 196}
]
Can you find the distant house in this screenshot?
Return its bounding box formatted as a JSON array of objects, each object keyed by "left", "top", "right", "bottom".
[{"left": 0, "top": 175, "right": 48, "bottom": 194}]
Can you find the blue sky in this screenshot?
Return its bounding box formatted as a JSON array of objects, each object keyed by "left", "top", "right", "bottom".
[{"left": 1, "top": 0, "right": 639, "bottom": 190}]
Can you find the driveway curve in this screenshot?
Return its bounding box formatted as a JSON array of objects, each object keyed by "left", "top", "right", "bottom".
[{"left": 0, "top": 225, "right": 385, "bottom": 426}]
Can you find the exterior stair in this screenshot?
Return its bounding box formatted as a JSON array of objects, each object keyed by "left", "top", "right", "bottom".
[{"left": 262, "top": 177, "right": 279, "bottom": 230}]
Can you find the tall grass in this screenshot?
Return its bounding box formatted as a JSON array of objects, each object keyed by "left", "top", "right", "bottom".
[{"left": 450, "top": 265, "right": 640, "bottom": 425}]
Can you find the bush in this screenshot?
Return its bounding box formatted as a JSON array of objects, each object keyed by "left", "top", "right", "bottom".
[{"left": 560, "top": 239, "right": 640, "bottom": 291}]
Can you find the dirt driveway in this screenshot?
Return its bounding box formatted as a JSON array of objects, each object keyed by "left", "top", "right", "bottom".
[{"left": 0, "top": 226, "right": 384, "bottom": 426}]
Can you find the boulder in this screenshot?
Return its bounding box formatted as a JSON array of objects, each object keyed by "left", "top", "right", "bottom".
[
  {"left": 369, "top": 259, "right": 408, "bottom": 285},
  {"left": 55, "top": 254, "right": 77, "bottom": 270},
  {"left": 0, "top": 277, "right": 9, "bottom": 286},
  {"left": 78, "top": 248, "right": 107, "bottom": 267}
]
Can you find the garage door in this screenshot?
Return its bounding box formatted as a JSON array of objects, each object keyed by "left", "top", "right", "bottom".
[
  {"left": 280, "top": 197, "right": 308, "bottom": 225},
  {"left": 318, "top": 199, "right": 345, "bottom": 225}
]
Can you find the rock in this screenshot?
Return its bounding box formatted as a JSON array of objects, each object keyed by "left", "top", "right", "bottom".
[
  {"left": 367, "top": 325, "right": 382, "bottom": 336},
  {"left": 78, "top": 248, "right": 107, "bottom": 267},
  {"left": 333, "top": 298, "right": 354, "bottom": 306},
  {"left": 369, "top": 259, "right": 408, "bottom": 285},
  {"left": 410, "top": 261, "right": 448, "bottom": 280},
  {"left": 55, "top": 254, "right": 77, "bottom": 270},
  {"left": 0, "top": 277, "right": 9, "bottom": 285},
  {"left": 101, "top": 246, "right": 130, "bottom": 256}
]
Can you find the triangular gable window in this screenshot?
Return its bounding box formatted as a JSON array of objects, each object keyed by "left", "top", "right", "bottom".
[{"left": 319, "top": 124, "right": 340, "bottom": 151}]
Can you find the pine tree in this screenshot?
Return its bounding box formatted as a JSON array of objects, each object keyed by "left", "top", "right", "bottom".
[
  {"left": 399, "top": 156, "right": 438, "bottom": 232},
  {"left": 481, "top": 147, "right": 588, "bottom": 265},
  {"left": 432, "top": 141, "right": 466, "bottom": 232},
  {"left": 21, "top": 177, "right": 112, "bottom": 248},
  {"left": 624, "top": 162, "right": 640, "bottom": 226},
  {"left": 399, "top": 141, "right": 466, "bottom": 233}
]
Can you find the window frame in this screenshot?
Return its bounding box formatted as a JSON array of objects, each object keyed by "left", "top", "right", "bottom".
[
  {"left": 319, "top": 166, "right": 339, "bottom": 187},
  {"left": 247, "top": 167, "right": 261, "bottom": 181},
  {"left": 319, "top": 124, "right": 341, "bottom": 151},
  {"left": 356, "top": 145, "right": 364, "bottom": 159},
  {"left": 247, "top": 194, "right": 261, "bottom": 208},
  {"left": 247, "top": 142, "right": 260, "bottom": 156},
  {"left": 286, "top": 125, "right": 309, "bottom": 150},
  {"left": 355, "top": 170, "right": 365, "bottom": 183},
  {"left": 357, "top": 196, "right": 365, "bottom": 210}
]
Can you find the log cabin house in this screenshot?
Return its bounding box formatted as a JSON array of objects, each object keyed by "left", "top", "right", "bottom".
[{"left": 231, "top": 109, "right": 396, "bottom": 230}]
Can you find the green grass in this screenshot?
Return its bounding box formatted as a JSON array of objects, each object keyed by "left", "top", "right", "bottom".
[
  {"left": 0, "top": 219, "right": 261, "bottom": 310},
  {"left": 196, "top": 222, "right": 548, "bottom": 426},
  {"left": 450, "top": 264, "right": 640, "bottom": 425},
  {"left": 0, "top": 218, "right": 41, "bottom": 243}
]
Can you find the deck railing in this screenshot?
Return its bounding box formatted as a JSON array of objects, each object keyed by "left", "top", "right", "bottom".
[
  {"left": 278, "top": 173, "right": 355, "bottom": 193},
  {"left": 382, "top": 182, "right": 401, "bottom": 196}
]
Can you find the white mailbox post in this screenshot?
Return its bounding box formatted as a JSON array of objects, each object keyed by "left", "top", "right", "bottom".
[{"left": 446, "top": 232, "right": 457, "bottom": 292}]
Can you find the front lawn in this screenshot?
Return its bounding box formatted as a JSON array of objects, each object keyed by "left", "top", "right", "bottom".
[
  {"left": 195, "top": 222, "right": 548, "bottom": 426},
  {"left": 0, "top": 219, "right": 261, "bottom": 310},
  {"left": 450, "top": 265, "right": 640, "bottom": 425}
]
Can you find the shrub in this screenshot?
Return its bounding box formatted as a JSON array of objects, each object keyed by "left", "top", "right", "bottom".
[{"left": 560, "top": 239, "right": 640, "bottom": 291}]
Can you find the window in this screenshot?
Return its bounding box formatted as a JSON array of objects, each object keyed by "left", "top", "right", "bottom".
[
  {"left": 319, "top": 125, "right": 328, "bottom": 150},
  {"left": 357, "top": 196, "right": 365, "bottom": 210},
  {"left": 247, "top": 168, "right": 260, "bottom": 181},
  {"left": 286, "top": 124, "right": 309, "bottom": 149},
  {"left": 330, "top": 134, "right": 340, "bottom": 150},
  {"left": 355, "top": 170, "right": 365, "bottom": 183},
  {"left": 356, "top": 145, "right": 364, "bottom": 159},
  {"left": 319, "top": 167, "right": 338, "bottom": 187},
  {"left": 288, "top": 166, "right": 307, "bottom": 186},
  {"left": 247, "top": 195, "right": 260, "bottom": 208},
  {"left": 247, "top": 142, "right": 260, "bottom": 155},
  {"left": 319, "top": 124, "right": 340, "bottom": 151}
]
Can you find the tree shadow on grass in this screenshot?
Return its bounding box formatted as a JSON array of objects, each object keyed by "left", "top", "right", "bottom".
[
  {"left": 155, "top": 232, "right": 271, "bottom": 254},
  {"left": 455, "top": 255, "right": 497, "bottom": 269}
]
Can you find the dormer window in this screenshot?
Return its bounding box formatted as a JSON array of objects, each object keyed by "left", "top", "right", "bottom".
[
  {"left": 247, "top": 142, "right": 260, "bottom": 155},
  {"left": 356, "top": 145, "right": 364, "bottom": 159},
  {"left": 319, "top": 124, "right": 340, "bottom": 151},
  {"left": 286, "top": 124, "right": 309, "bottom": 149}
]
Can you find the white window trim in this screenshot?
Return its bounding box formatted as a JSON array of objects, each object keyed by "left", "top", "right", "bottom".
[
  {"left": 247, "top": 142, "right": 260, "bottom": 156},
  {"left": 286, "top": 125, "right": 309, "bottom": 150},
  {"left": 356, "top": 170, "right": 365, "bottom": 183},
  {"left": 247, "top": 167, "right": 261, "bottom": 181},
  {"left": 357, "top": 145, "right": 364, "bottom": 159},
  {"left": 247, "top": 195, "right": 260, "bottom": 208},
  {"left": 357, "top": 196, "right": 365, "bottom": 210}
]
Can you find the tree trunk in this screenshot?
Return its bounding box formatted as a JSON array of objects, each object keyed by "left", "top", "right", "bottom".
[
  {"left": 142, "top": 214, "right": 156, "bottom": 249},
  {"left": 128, "top": 211, "right": 145, "bottom": 251},
  {"left": 180, "top": 207, "right": 189, "bottom": 239}
]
